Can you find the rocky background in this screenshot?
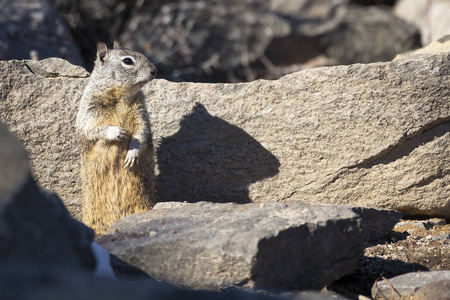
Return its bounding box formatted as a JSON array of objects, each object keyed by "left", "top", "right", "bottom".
[
  {"left": 1, "top": 0, "right": 450, "bottom": 299},
  {"left": 3, "top": 0, "right": 450, "bottom": 83}
]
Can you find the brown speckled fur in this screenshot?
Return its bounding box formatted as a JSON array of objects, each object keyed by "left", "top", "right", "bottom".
[{"left": 77, "top": 42, "right": 157, "bottom": 233}]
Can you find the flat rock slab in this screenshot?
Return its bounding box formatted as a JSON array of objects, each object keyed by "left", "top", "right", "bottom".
[
  {"left": 98, "top": 202, "right": 364, "bottom": 291},
  {"left": 2, "top": 53, "right": 450, "bottom": 220},
  {"left": 372, "top": 270, "right": 450, "bottom": 299}
]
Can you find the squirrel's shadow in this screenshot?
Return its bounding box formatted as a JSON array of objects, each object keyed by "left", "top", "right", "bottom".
[{"left": 156, "top": 103, "right": 280, "bottom": 204}]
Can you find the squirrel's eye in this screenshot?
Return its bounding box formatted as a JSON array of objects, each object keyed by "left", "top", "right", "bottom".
[{"left": 122, "top": 57, "right": 134, "bottom": 65}]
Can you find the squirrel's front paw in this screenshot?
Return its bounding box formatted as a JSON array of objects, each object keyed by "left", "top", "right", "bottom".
[
  {"left": 105, "top": 126, "right": 127, "bottom": 141},
  {"left": 124, "top": 149, "right": 139, "bottom": 169}
]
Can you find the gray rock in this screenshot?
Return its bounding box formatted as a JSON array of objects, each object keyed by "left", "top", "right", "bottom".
[
  {"left": 0, "top": 0, "right": 84, "bottom": 66},
  {"left": 411, "top": 280, "right": 450, "bottom": 300},
  {"left": 97, "top": 202, "right": 364, "bottom": 291},
  {"left": 267, "top": 1, "right": 420, "bottom": 68},
  {"left": 395, "top": 34, "right": 450, "bottom": 60},
  {"left": 349, "top": 207, "right": 402, "bottom": 242},
  {"left": 0, "top": 121, "right": 95, "bottom": 270},
  {"left": 434, "top": 233, "right": 450, "bottom": 241},
  {"left": 120, "top": 0, "right": 291, "bottom": 82},
  {"left": 0, "top": 264, "right": 303, "bottom": 300},
  {"left": 0, "top": 120, "right": 29, "bottom": 208},
  {"left": 1, "top": 53, "right": 450, "bottom": 219},
  {"left": 372, "top": 271, "right": 450, "bottom": 299},
  {"left": 395, "top": 218, "right": 446, "bottom": 231},
  {"left": 321, "top": 6, "right": 420, "bottom": 64},
  {"left": 0, "top": 58, "right": 88, "bottom": 219}
]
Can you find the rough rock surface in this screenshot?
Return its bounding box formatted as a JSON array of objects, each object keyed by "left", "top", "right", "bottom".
[
  {"left": 411, "top": 280, "right": 450, "bottom": 300},
  {"left": 98, "top": 201, "right": 364, "bottom": 291},
  {"left": 0, "top": 0, "right": 83, "bottom": 65},
  {"left": 372, "top": 271, "right": 450, "bottom": 299},
  {"left": 0, "top": 121, "right": 322, "bottom": 300},
  {"left": 0, "top": 58, "right": 89, "bottom": 219},
  {"left": 0, "top": 121, "right": 95, "bottom": 270},
  {"left": 1, "top": 53, "right": 450, "bottom": 219},
  {"left": 146, "top": 53, "right": 450, "bottom": 218}
]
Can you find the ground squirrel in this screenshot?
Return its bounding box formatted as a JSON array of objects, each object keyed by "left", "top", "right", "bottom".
[{"left": 76, "top": 42, "right": 157, "bottom": 233}]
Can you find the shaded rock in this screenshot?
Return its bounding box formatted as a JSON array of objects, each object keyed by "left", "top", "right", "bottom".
[
  {"left": 0, "top": 264, "right": 303, "bottom": 300},
  {"left": 54, "top": 0, "right": 150, "bottom": 71},
  {"left": 0, "top": 0, "right": 83, "bottom": 66},
  {"left": 1, "top": 53, "right": 450, "bottom": 219},
  {"left": 395, "top": 218, "right": 446, "bottom": 231},
  {"left": 0, "top": 121, "right": 95, "bottom": 270},
  {"left": 120, "top": 0, "right": 291, "bottom": 82},
  {"left": 156, "top": 103, "right": 281, "bottom": 204},
  {"left": 394, "top": 0, "right": 450, "bottom": 45},
  {"left": 395, "top": 34, "right": 450, "bottom": 60},
  {"left": 372, "top": 271, "right": 450, "bottom": 299},
  {"left": 321, "top": 5, "right": 421, "bottom": 64},
  {"left": 0, "top": 120, "right": 30, "bottom": 208},
  {"left": 98, "top": 201, "right": 364, "bottom": 291},
  {"left": 145, "top": 53, "right": 450, "bottom": 218},
  {"left": 349, "top": 207, "right": 402, "bottom": 242},
  {"left": 434, "top": 233, "right": 450, "bottom": 241},
  {"left": 266, "top": 1, "right": 421, "bottom": 69},
  {"left": 411, "top": 280, "right": 450, "bottom": 300},
  {"left": 0, "top": 58, "right": 89, "bottom": 220}
]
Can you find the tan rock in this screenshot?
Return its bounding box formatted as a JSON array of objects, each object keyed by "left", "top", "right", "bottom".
[
  {"left": 411, "top": 280, "right": 450, "bottom": 300},
  {"left": 1, "top": 53, "right": 449, "bottom": 219},
  {"left": 395, "top": 34, "right": 450, "bottom": 60},
  {"left": 0, "top": 58, "right": 88, "bottom": 219},
  {"left": 147, "top": 53, "right": 450, "bottom": 218}
]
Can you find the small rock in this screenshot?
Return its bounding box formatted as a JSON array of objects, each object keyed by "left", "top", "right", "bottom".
[
  {"left": 372, "top": 271, "right": 450, "bottom": 299},
  {"left": 433, "top": 233, "right": 450, "bottom": 241},
  {"left": 349, "top": 206, "right": 402, "bottom": 242},
  {"left": 410, "top": 280, "right": 450, "bottom": 300}
]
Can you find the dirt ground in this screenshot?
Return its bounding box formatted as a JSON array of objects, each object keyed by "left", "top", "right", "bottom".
[{"left": 329, "top": 219, "right": 450, "bottom": 299}]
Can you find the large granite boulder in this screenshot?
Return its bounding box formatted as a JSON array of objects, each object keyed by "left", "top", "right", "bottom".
[
  {"left": 98, "top": 201, "right": 365, "bottom": 291},
  {"left": 1, "top": 52, "right": 449, "bottom": 219},
  {"left": 146, "top": 52, "right": 450, "bottom": 218}
]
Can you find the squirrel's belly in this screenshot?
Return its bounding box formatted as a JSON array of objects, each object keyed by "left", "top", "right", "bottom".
[{"left": 84, "top": 139, "right": 128, "bottom": 172}]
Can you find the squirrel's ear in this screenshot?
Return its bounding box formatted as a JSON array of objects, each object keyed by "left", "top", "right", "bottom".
[
  {"left": 96, "top": 42, "right": 108, "bottom": 63},
  {"left": 113, "top": 41, "right": 121, "bottom": 49}
]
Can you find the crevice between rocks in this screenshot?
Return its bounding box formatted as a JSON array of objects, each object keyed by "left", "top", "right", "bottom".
[
  {"left": 24, "top": 63, "right": 35, "bottom": 75},
  {"left": 24, "top": 62, "right": 89, "bottom": 79},
  {"left": 315, "top": 117, "right": 450, "bottom": 192},
  {"left": 399, "top": 169, "right": 449, "bottom": 192},
  {"left": 349, "top": 116, "right": 450, "bottom": 169}
]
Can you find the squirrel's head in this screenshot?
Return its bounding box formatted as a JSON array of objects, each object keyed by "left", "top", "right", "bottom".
[{"left": 93, "top": 42, "right": 157, "bottom": 95}]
